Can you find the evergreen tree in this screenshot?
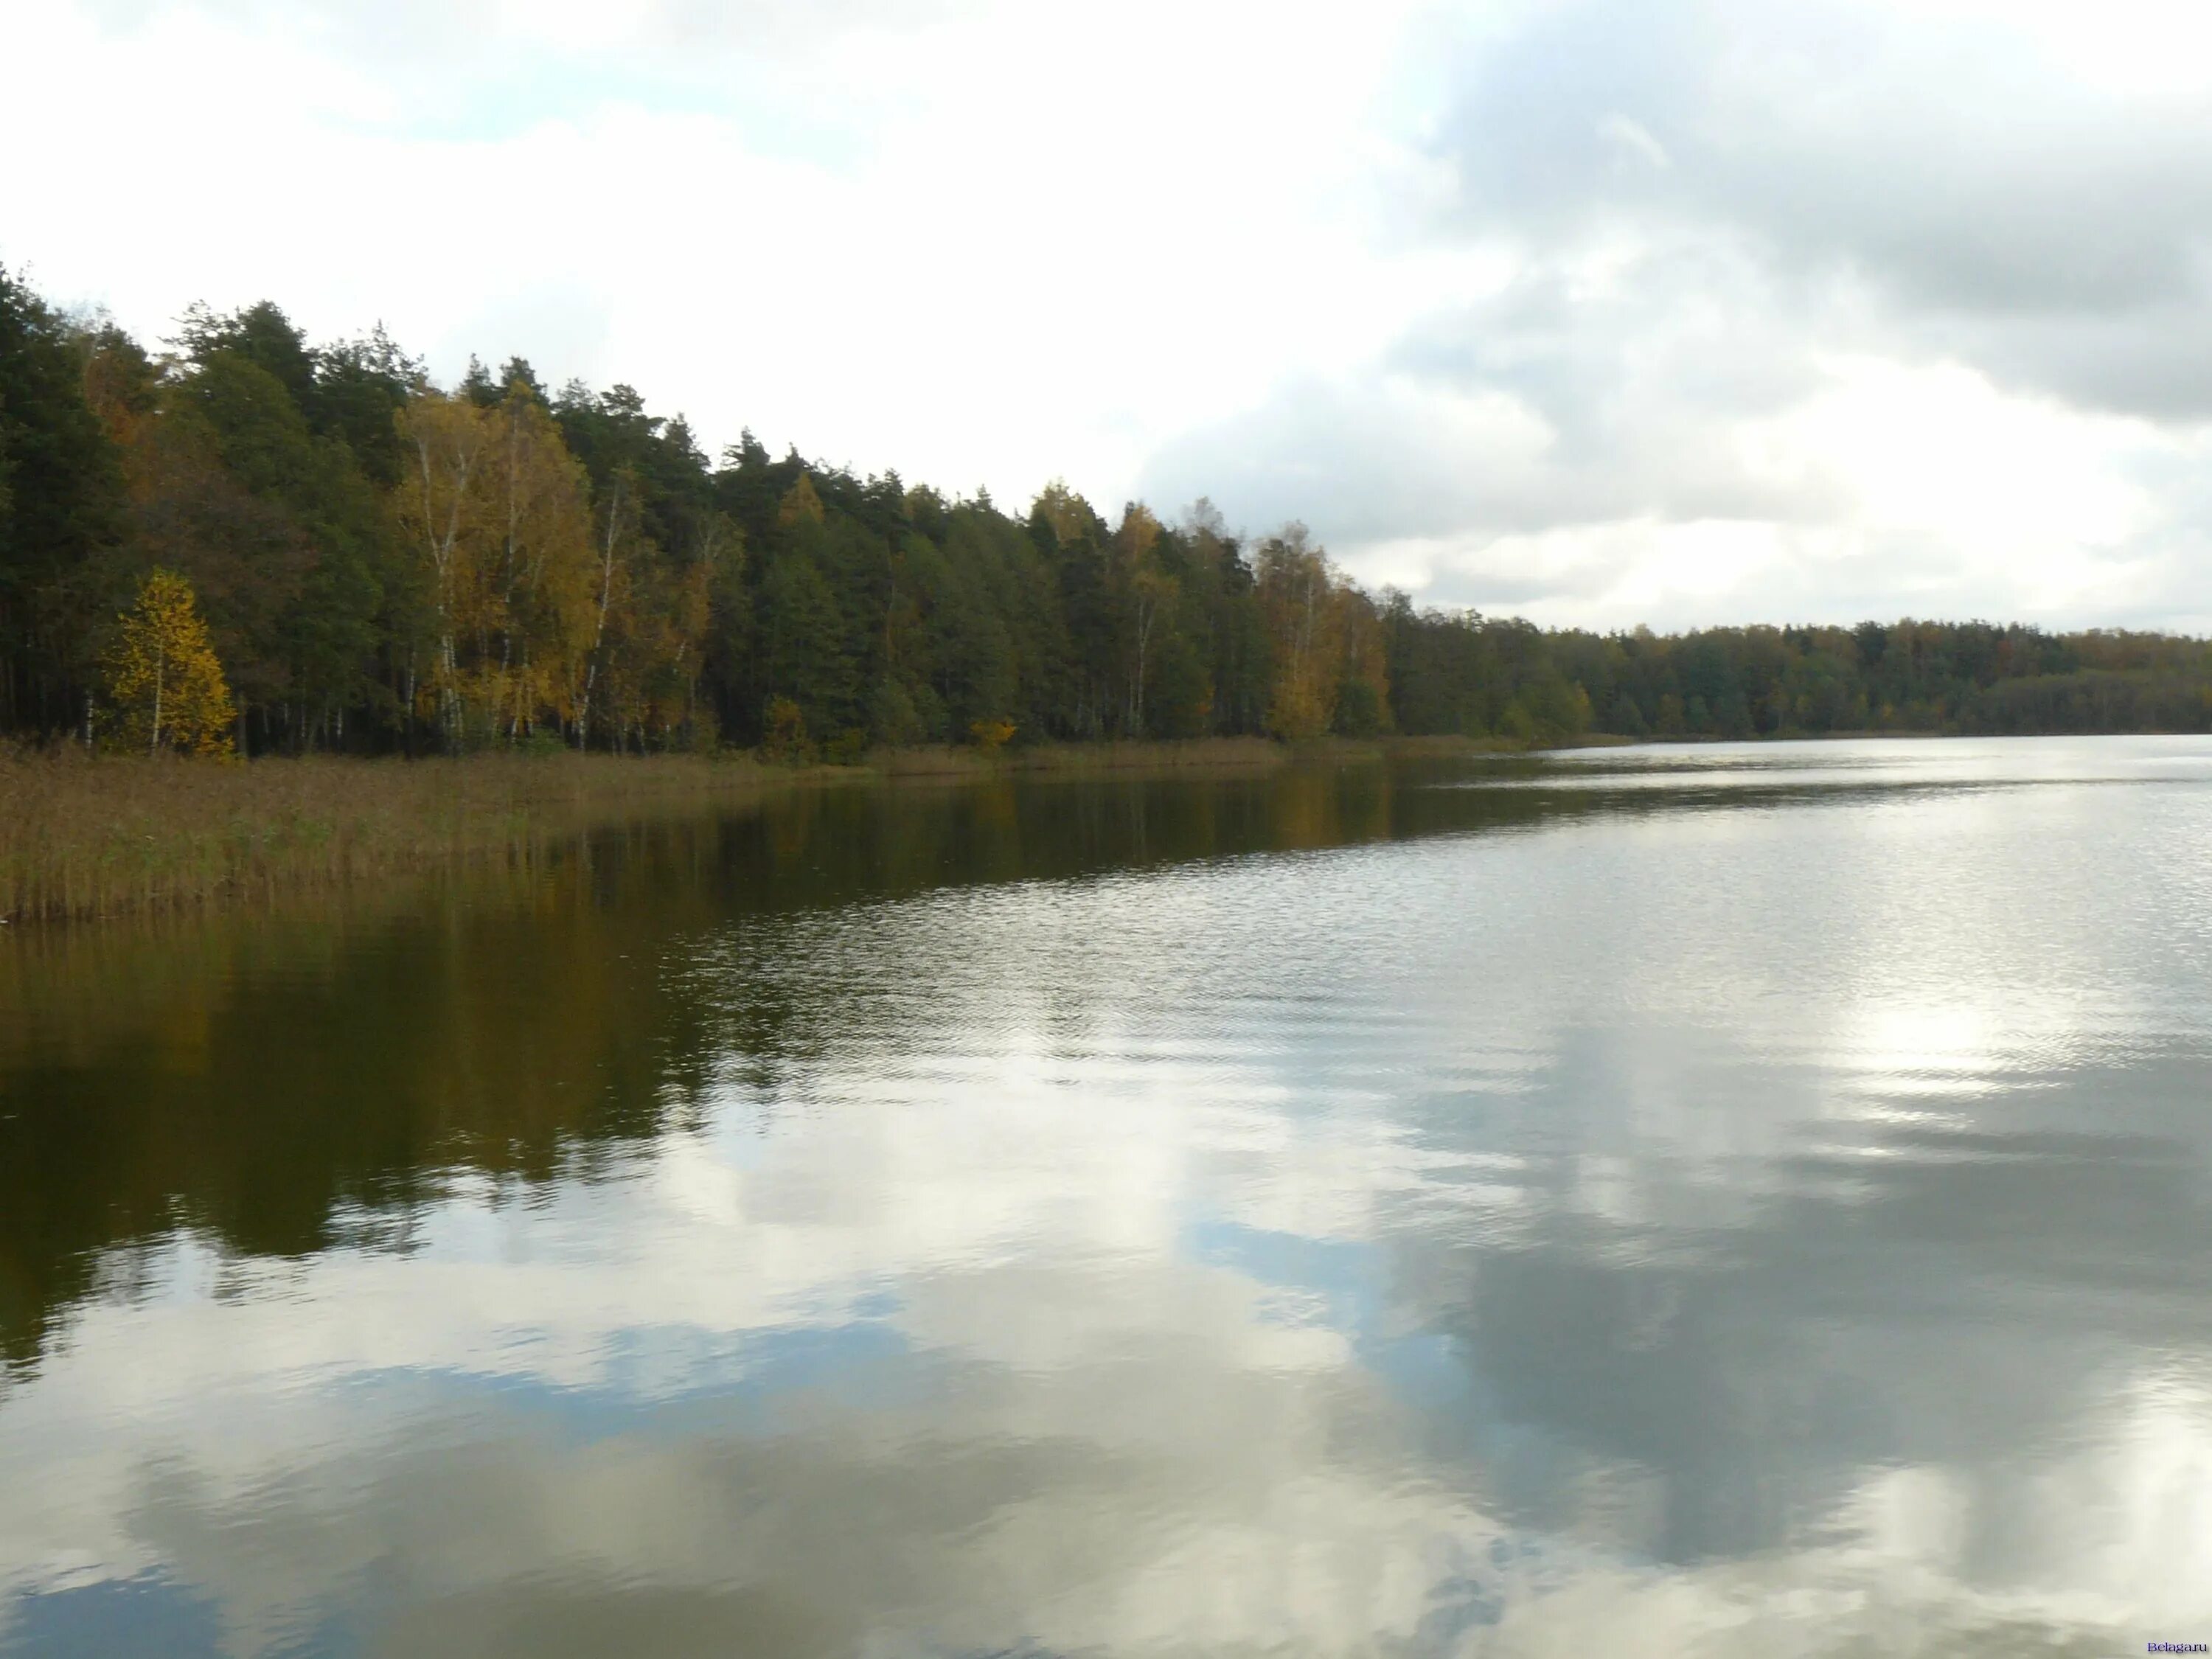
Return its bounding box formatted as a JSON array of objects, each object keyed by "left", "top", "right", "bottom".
[
  {"left": 0, "top": 267, "right": 129, "bottom": 734},
  {"left": 4, "top": 262, "right": 2212, "bottom": 758}
]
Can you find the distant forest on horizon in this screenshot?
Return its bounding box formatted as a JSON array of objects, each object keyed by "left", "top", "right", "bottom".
[{"left": 4, "top": 263, "right": 2211, "bottom": 759}]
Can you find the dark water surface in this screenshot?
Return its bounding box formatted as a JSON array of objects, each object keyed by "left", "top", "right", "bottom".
[{"left": 4, "top": 737, "right": 2211, "bottom": 1657}]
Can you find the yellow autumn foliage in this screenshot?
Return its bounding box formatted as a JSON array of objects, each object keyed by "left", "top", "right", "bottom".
[
  {"left": 102, "top": 568, "right": 235, "bottom": 756},
  {"left": 969, "top": 719, "right": 1015, "bottom": 750}
]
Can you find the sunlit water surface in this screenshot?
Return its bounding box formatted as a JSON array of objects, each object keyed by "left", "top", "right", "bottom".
[{"left": 4, "top": 737, "right": 2212, "bottom": 1656}]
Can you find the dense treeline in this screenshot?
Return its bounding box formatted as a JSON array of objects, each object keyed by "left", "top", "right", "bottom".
[{"left": 5, "top": 265, "right": 2211, "bottom": 756}]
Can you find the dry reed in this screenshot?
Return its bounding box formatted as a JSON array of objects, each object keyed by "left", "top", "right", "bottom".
[
  {"left": 0, "top": 734, "right": 1515, "bottom": 924},
  {"left": 0, "top": 749, "right": 843, "bottom": 923}
]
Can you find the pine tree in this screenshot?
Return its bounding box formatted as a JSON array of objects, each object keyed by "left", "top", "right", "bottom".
[{"left": 0, "top": 265, "right": 130, "bottom": 734}]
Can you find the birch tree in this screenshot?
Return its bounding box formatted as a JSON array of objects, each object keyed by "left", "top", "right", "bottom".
[
  {"left": 393, "top": 389, "right": 491, "bottom": 744},
  {"left": 488, "top": 383, "right": 594, "bottom": 740},
  {"left": 1253, "top": 524, "right": 1339, "bottom": 739},
  {"left": 102, "top": 568, "right": 234, "bottom": 754}
]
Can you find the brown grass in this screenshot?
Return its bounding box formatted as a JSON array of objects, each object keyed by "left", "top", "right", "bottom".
[
  {"left": 0, "top": 733, "right": 1528, "bottom": 923},
  {"left": 0, "top": 748, "right": 852, "bottom": 923}
]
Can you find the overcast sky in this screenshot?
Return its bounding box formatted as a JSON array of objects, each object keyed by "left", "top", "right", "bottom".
[{"left": 7, "top": 0, "right": 2212, "bottom": 630}]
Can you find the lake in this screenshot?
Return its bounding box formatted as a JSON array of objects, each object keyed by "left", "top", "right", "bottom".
[{"left": 3, "top": 737, "right": 2211, "bottom": 1657}]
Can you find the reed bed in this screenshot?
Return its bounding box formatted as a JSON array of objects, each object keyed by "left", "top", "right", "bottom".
[
  {"left": 0, "top": 734, "right": 1520, "bottom": 924},
  {"left": 0, "top": 749, "right": 842, "bottom": 923}
]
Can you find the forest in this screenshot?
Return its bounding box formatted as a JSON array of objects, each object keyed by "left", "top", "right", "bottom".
[{"left": 6, "top": 263, "right": 2212, "bottom": 759}]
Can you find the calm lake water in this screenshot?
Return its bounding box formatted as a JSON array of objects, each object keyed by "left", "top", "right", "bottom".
[{"left": 4, "top": 737, "right": 2212, "bottom": 1657}]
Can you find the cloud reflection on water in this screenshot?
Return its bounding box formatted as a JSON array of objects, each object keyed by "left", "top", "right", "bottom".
[{"left": 3, "top": 740, "right": 2211, "bottom": 1655}]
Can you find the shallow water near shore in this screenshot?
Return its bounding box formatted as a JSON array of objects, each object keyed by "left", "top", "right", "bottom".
[{"left": 3, "top": 736, "right": 2211, "bottom": 1657}]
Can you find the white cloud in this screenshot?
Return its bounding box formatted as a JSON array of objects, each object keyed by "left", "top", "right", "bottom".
[
  {"left": 1, "top": 0, "right": 1434, "bottom": 508},
  {"left": 6, "top": 0, "right": 2212, "bottom": 625}
]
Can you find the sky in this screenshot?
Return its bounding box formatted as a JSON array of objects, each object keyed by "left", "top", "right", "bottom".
[{"left": 5, "top": 0, "right": 2212, "bottom": 630}]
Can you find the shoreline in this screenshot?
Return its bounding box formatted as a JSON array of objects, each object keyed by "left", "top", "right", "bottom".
[
  {"left": 0, "top": 735, "right": 1531, "bottom": 925},
  {"left": 9, "top": 726, "right": 2194, "bottom": 925}
]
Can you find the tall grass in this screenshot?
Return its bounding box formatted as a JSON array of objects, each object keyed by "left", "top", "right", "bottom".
[
  {"left": 0, "top": 749, "right": 836, "bottom": 923},
  {"left": 0, "top": 734, "right": 1526, "bottom": 923}
]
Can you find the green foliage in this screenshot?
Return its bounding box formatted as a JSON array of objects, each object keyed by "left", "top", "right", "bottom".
[
  {"left": 5, "top": 266, "right": 2212, "bottom": 758},
  {"left": 759, "top": 554, "right": 857, "bottom": 728},
  {"left": 868, "top": 677, "right": 926, "bottom": 746},
  {"left": 1332, "top": 677, "right": 1384, "bottom": 738},
  {"left": 0, "top": 265, "right": 130, "bottom": 733},
  {"left": 162, "top": 329, "right": 389, "bottom": 737}
]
